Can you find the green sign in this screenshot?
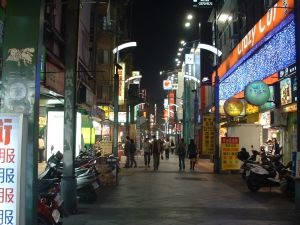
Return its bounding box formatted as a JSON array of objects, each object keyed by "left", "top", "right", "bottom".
[{"left": 245, "top": 81, "right": 270, "bottom": 106}]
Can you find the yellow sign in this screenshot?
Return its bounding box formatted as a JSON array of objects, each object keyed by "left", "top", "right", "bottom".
[
  {"left": 245, "top": 102, "right": 259, "bottom": 115},
  {"left": 221, "top": 137, "right": 240, "bottom": 170},
  {"left": 224, "top": 98, "right": 243, "bottom": 117},
  {"left": 39, "top": 117, "right": 47, "bottom": 127},
  {"left": 202, "top": 115, "right": 215, "bottom": 155},
  {"left": 99, "top": 106, "right": 111, "bottom": 119}
]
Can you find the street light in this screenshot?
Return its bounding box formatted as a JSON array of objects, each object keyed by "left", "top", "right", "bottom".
[{"left": 112, "top": 41, "right": 137, "bottom": 157}]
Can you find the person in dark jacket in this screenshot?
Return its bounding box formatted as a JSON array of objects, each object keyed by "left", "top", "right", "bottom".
[
  {"left": 130, "top": 139, "right": 137, "bottom": 168},
  {"left": 187, "top": 139, "right": 197, "bottom": 171},
  {"left": 123, "top": 136, "right": 131, "bottom": 168},
  {"left": 151, "top": 135, "right": 161, "bottom": 171},
  {"left": 177, "top": 138, "right": 186, "bottom": 171}
]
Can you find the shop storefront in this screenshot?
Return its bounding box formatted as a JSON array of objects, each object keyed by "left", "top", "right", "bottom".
[{"left": 214, "top": 0, "right": 296, "bottom": 162}]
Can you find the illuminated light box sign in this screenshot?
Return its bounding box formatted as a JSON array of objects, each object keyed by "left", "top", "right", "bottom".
[
  {"left": 109, "top": 112, "right": 127, "bottom": 123},
  {"left": 223, "top": 98, "right": 244, "bottom": 117},
  {"left": 260, "top": 86, "right": 275, "bottom": 111},
  {"left": 0, "top": 114, "right": 26, "bottom": 225},
  {"left": 192, "top": 0, "right": 214, "bottom": 7},
  {"left": 280, "top": 78, "right": 292, "bottom": 106},
  {"left": 163, "top": 80, "right": 172, "bottom": 90},
  {"left": 245, "top": 81, "right": 270, "bottom": 106},
  {"left": 47, "top": 111, "right": 82, "bottom": 159}
]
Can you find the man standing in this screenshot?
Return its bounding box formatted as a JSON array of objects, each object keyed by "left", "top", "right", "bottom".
[
  {"left": 124, "top": 136, "right": 131, "bottom": 168},
  {"left": 151, "top": 135, "right": 161, "bottom": 171},
  {"left": 177, "top": 138, "right": 186, "bottom": 171},
  {"left": 143, "top": 137, "right": 151, "bottom": 168}
]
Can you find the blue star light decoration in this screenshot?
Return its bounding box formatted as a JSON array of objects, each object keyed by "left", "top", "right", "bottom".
[{"left": 219, "top": 14, "right": 296, "bottom": 100}]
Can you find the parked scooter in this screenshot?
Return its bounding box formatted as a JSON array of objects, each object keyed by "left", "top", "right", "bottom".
[
  {"left": 37, "top": 178, "right": 66, "bottom": 225},
  {"left": 237, "top": 148, "right": 260, "bottom": 179},
  {"left": 245, "top": 154, "right": 282, "bottom": 192},
  {"left": 40, "top": 151, "right": 100, "bottom": 203}
]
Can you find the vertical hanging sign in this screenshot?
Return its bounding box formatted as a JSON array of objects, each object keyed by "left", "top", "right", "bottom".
[{"left": 0, "top": 114, "right": 26, "bottom": 225}]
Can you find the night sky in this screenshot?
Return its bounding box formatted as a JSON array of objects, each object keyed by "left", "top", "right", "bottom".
[{"left": 131, "top": 0, "right": 212, "bottom": 108}]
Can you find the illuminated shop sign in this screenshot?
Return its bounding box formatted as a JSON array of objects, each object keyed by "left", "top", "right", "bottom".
[
  {"left": 260, "top": 86, "right": 275, "bottom": 111},
  {"left": 0, "top": 114, "right": 25, "bottom": 225},
  {"left": 117, "top": 62, "right": 125, "bottom": 105},
  {"left": 108, "top": 112, "right": 127, "bottom": 123},
  {"left": 220, "top": 17, "right": 295, "bottom": 100},
  {"left": 260, "top": 111, "right": 271, "bottom": 128},
  {"left": 280, "top": 78, "right": 292, "bottom": 106},
  {"left": 192, "top": 0, "right": 214, "bottom": 7},
  {"left": 223, "top": 98, "right": 244, "bottom": 117},
  {"left": 282, "top": 103, "right": 297, "bottom": 113},
  {"left": 214, "top": 0, "right": 294, "bottom": 81},
  {"left": 292, "top": 76, "right": 297, "bottom": 102},
  {"left": 245, "top": 81, "right": 270, "bottom": 106},
  {"left": 163, "top": 80, "right": 172, "bottom": 90},
  {"left": 245, "top": 102, "right": 259, "bottom": 115},
  {"left": 279, "top": 63, "right": 296, "bottom": 79}
]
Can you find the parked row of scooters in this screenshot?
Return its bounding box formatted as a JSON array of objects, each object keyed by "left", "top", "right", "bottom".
[
  {"left": 37, "top": 149, "right": 101, "bottom": 225},
  {"left": 237, "top": 148, "right": 295, "bottom": 197}
]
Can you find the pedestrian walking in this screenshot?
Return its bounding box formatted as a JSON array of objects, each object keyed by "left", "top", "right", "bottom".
[
  {"left": 187, "top": 139, "right": 197, "bottom": 171},
  {"left": 164, "top": 138, "right": 171, "bottom": 159},
  {"left": 151, "top": 135, "right": 161, "bottom": 171},
  {"left": 130, "top": 139, "right": 137, "bottom": 168},
  {"left": 143, "top": 137, "right": 151, "bottom": 168},
  {"left": 159, "top": 137, "right": 164, "bottom": 160},
  {"left": 170, "top": 140, "right": 175, "bottom": 154},
  {"left": 177, "top": 138, "right": 186, "bottom": 171},
  {"left": 38, "top": 135, "right": 45, "bottom": 163},
  {"left": 123, "top": 136, "right": 131, "bottom": 168}
]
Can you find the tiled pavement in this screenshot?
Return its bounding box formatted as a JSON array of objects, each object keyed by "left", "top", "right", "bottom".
[{"left": 62, "top": 154, "right": 300, "bottom": 225}]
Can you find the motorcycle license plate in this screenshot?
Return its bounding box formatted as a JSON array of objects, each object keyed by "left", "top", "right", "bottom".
[
  {"left": 92, "top": 181, "right": 99, "bottom": 189},
  {"left": 54, "top": 194, "right": 64, "bottom": 207},
  {"left": 52, "top": 209, "right": 60, "bottom": 223},
  {"left": 246, "top": 170, "right": 251, "bottom": 177}
]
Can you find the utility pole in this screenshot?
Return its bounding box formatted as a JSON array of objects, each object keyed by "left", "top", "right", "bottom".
[
  {"left": 61, "top": 0, "right": 80, "bottom": 214},
  {"left": 213, "top": 2, "right": 220, "bottom": 174}
]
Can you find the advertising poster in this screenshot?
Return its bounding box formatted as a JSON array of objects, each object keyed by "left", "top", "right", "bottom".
[
  {"left": 280, "top": 78, "right": 292, "bottom": 106},
  {"left": 0, "top": 114, "right": 25, "bottom": 225},
  {"left": 202, "top": 115, "right": 215, "bottom": 155},
  {"left": 221, "top": 137, "right": 240, "bottom": 170}
]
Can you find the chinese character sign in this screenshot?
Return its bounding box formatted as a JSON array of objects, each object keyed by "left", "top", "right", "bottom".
[
  {"left": 202, "top": 115, "right": 215, "bottom": 155},
  {"left": 221, "top": 137, "right": 240, "bottom": 170},
  {"left": 0, "top": 114, "right": 23, "bottom": 225}
]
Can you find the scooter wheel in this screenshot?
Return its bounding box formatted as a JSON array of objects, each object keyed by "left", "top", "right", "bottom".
[{"left": 246, "top": 179, "right": 260, "bottom": 192}]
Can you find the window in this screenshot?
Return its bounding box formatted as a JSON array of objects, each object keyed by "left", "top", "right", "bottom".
[{"left": 97, "top": 50, "right": 110, "bottom": 64}]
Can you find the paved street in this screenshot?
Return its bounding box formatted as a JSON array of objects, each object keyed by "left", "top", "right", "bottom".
[{"left": 63, "top": 154, "right": 300, "bottom": 225}]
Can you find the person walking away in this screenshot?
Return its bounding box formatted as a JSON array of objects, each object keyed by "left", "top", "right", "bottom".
[
  {"left": 143, "top": 137, "right": 151, "bottom": 168},
  {"left": 187, "top": 139, "right": 197, "bottom": 171},
  {"left": 151, "top": 135, "right": 161, "bottom": 171},
  {"left": 130, "top": 139, "right": 137, "bottom": 168},
  {"left": 177, "top": 138, "right": 186, "bottom": 171},
  {"left": 123, "top": 136, "right": 131, "bottom": 168},
  {"left": 164, "top": 138, "right": 171, "bottom": 159},
  {"left": 170, "top": 140, "right": 175, "bottom": 154}
]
